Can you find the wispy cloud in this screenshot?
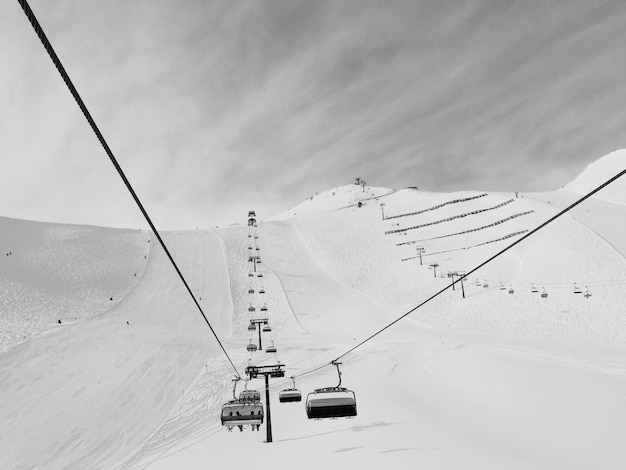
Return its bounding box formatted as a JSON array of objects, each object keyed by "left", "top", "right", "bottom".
[{"left": 1, "top": 0, "right": 625, "bottom": 228}]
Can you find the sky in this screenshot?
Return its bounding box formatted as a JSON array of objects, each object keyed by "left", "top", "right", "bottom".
[{"left": 1, "top": 0, "right": 625, "bottom": 230}]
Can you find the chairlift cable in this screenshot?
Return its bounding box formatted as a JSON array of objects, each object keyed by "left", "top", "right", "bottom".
[
  {"left": 16, "top": 0, "right": 242, "bottom": 378},
  {"left": 333, "top": 165, "right": 626, "bottom": 363},
  {"left": 292, "top": 361, "right": 334, "bottom": 380}
]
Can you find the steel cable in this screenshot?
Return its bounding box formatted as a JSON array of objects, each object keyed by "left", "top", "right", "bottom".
[{"left": 16, "top": 0, "right": 242, "bottom": 377}]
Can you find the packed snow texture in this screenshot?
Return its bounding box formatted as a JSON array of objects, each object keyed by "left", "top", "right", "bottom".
[
  {"left": 564, "top": 149, "right": 626, "bottom": 204},
  {"left": 0, "top": 218, "right": 150, "bottom": 352},
  {"left": 1, "top": 150, "right": 626, "bottom": 469}
]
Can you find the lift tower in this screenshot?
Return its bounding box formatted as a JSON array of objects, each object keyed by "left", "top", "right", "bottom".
[
  {"left": 246, "top": 364, "right": 285, "bottom": 443},
  {"left": 248, "top": 318, "right": 269, "bottom": 350}
]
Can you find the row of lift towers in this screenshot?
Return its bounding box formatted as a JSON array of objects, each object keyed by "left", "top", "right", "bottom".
[
  {"left": 387, "top": 206, "right": 594, "bottom": 300},
  {"left": 220, "top": 211, "right": 357, "bottom": 443}
]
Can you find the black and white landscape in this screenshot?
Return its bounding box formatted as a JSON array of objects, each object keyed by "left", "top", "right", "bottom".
[{"left": 1, "top": 1, "right": 626, "bottom": 469}]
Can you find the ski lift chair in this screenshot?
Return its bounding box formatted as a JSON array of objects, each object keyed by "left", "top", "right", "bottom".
[
  {"left": 306, "top": 388, "right": 357, "bottom": 419},
  {"left": 306, "top": 362, "right": 357, "bottom": 419},
  {"left": 508, "top": 286, "right": 514, "bottom": 294},
  {"left": 584, "top": 287, "right": 592, "bottom": 298},
  {"left": 221, "top": 398, "right": 263, "bottom": 430},
  {"left": 574, "top": 284, "right": 582, "bottom": 294},
  {"left": 259, "top": 288, "right": 265, "bottom": 294},
  {"left": 248, "top": 305, "right": 256, "bottom": 312},
  {"left": 247, "top": 342, "right": 257, "bottom": 352},
  {"left": 239, "top": 389, "right": 261, "bottom": 402},
  {"left": 248, "top": 324, "right": 256, "bottom": 332},
  {"left": 279, "top": 378, "right": 302, "bottom": 403},
  {"left": 248, "top": 288, "right": 255, "bottom": 294},
  {"left": 261, "top": 304, "right": 268, "bottom": 312},
  {"left": 266, "top": 342, "right": 277, "bottom": 353},
  {"left": 279, "top": 388, "right": 302, "bottom": 403},
  {"left": 262, "top": 324, "right": 271, "bottom": 332},
  {"left": 541, "top": 288, "right": 548, "bottom": 298}
]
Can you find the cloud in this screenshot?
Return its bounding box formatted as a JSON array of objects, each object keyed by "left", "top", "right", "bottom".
[{"left": 1, "top": 0, "right": 626, "bottom": 228}]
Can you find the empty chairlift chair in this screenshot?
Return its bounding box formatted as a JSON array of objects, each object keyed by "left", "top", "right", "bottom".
[
  {"left": 247, "top": 342, "right": 257, "bottom": 352},
  {"left": 239, "top": 389, "right": 261, "bottom": 402},
  {"left": 279, "top": 377, "right": 302, "bottom": 403},
  {"left": 266, "top": 341, "right": 277, "bottom": 353},
  {"left": 248, "top": 323, "right": 256, "bottom": 332},
  {"left": 248, "top": 304, "right": 256, "bottom": 312},
  {"left": 574, "top": 283, "right": 582, "bottom": 294},
  {"left": 306, "top": 362, "right": 357, "bottom": 420},
  {"left": 261, "top": 304, "right": 268, "bottom": 312}
]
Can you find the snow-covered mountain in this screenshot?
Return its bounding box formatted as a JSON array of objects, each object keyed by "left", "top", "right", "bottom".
[
  {"left": 564, "top": 149, "right": 626, "bottom": 204},
  {"left": 1, "top": 151, "right": 625, "bottom": 469}
]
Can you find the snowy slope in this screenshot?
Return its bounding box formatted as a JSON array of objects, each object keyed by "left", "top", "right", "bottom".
[
  {"left": 295, "top": 188, "right": 626, "bottom": 341},
  {"left": 0, "top": 216, "right": 150, "bottom": 352},
  {"left": 2, "top": 152, "right": 626, "bottom": 469},
  {"left": 0, "top": 229, "right": 232, "bottom": 469},
  {"left": 268, "top": 183, "right": 395, "bottom": 220},
  {"left": 564, "top": 149, "right": 626, "bottom": 204},
  {"left": 140, "top": 164, "right": 626, "bottom": 469}
]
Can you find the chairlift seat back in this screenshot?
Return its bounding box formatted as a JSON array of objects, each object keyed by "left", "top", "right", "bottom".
[
  {"left": 239, "top": 390, "right": 261, "bottom": 402},
  {"left": 279, "top": 388, "right": 302, "bottom": 403},
  {"left": 306, "top": 387, "right": 357, "bottom": 419}
]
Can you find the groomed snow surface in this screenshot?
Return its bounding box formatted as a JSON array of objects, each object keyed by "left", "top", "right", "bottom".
[{"left": 1, "top": 151, "right": 626, "bottom": 469}]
